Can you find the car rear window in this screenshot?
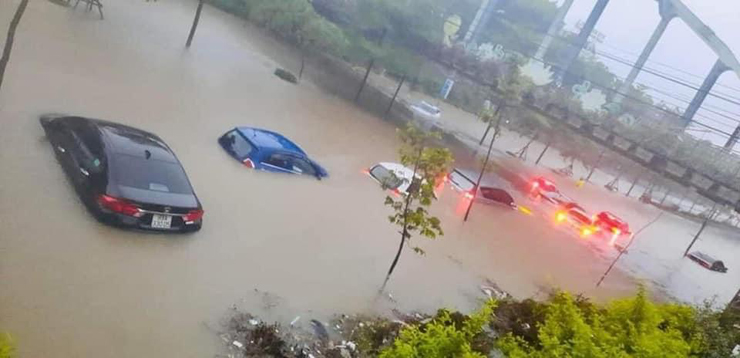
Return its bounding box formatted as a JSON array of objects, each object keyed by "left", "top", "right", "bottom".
[
  {"left": 370, "top": 165, "right": 403, "bottom": 190},
  {"left": 569, "top": 210, "right": 591, "bottom": 224},
  {"left": 112, "top": 154, "right": 193, "bottom": 194},
  {"left": 223, "top": 130, "right": 254, "bottom": 158},
  {"left": 420, "top": 103, "right": 440, "bottom": 114},
  {"left": 481, "top": 187, "right": 514, "bottom": 205},
  {"left": 449, "top": 170, "right": 475, "bottom": 192}
]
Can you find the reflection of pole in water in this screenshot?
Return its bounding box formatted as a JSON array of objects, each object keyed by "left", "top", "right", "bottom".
[
  {"left": 597, "top": 212, "right": 664, "bottom": 287},
  {"left": 626, "top": 167, "right": 647, "bottom": 197},
  {"left": 585, "top": 149, "right": 606, "bottom": 182}
]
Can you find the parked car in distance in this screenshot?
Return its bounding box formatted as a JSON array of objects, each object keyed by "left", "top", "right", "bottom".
[
  {"left": 554, "top": 202, "right": 597, "bottom": 238},
  {"left": 687, "top": 251, "right": 728, "bottom": 273},
  {"left": 410, "top": 101, "right": 442, "bottom": 121},
  {"left": 40, "top": 115, "right": 203, "bottom": 232},
  {"left": 218, "top": 127, "right": 328, "bottom": 179},
  {"left": 365, "top": 162, "right": 420, "bottom": 196},
  {"left": 447, "top": 168, "right": 517, "bottom": 209}
]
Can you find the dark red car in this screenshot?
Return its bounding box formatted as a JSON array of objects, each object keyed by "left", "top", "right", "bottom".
[{"left": 593, "top": 211, "right": 630, "bottom": 236}]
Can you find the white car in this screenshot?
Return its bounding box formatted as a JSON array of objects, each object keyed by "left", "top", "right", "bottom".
[
  {"left": 410, "top": 101, "right": 442, "bottom": 121},
  {"left": 365, "top": 162, "right": 420, "bottom": 196}
]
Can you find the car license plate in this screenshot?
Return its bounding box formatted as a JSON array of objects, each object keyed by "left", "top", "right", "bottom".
[{"left": 151, "top": 214, "right": 172, "bottom": 229}]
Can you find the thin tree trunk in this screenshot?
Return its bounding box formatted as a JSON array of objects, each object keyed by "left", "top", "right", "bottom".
[
  {"left": 379, "top": 148, "right": 422, "bottom": 293},
  {"left": 0, "top": 0, "right": 30, "bottom": 94},
  {"left": 185, "top": 0, "right": 204, "bottom": 48}
]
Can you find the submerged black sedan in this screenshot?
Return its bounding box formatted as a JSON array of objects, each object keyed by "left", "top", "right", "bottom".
[{"left": 40, "top": 115, "right": 203, "bottom": 232}]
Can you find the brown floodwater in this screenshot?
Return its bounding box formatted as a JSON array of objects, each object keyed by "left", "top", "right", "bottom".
[{"left": 1, "top": 1, "right": 735, "bottom": 357}]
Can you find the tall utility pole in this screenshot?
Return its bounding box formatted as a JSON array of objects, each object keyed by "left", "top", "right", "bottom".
[
  {"left": 463, "top": 0, "right": 501, "bottom": 47},
  {"left": 682, "top": 59, "right": 730, "bottom": 126},
  {"left": 533, "top": 0, "right": 575, "bottom": 61},
  {"left": 611, "top": 2, "right": 675, "bottom": 105},
  {"left": 555, "top": 0, "right": 610, "bottom": 84}
]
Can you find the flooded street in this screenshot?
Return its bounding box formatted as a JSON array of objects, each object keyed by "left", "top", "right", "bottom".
[{"left": 1, "top": 1, "right": 738, "bottom": 357}]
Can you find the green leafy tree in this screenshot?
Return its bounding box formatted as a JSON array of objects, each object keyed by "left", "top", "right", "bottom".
[
  {"left": 380, "top": 124, "right": 453, "bottom": 291},
  {"left": 379, "top": 300, "right": 497, "bottom": 358}
]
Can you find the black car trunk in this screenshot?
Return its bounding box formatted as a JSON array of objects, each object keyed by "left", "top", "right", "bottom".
[{"left": 111, "top": 185, "right": 198, "bottom": 213}]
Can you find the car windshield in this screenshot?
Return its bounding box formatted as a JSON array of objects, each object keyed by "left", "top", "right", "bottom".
[
  {"left": 112, "top": 154, "right": 193, "bottom": 194},
  {"left": 569, "top": 210, "right": 591, "bottom": 224},
  {"left": 370, "top": 165, "right": 403, "bottom": 190},
  {"left": 419, "top": 102, "right": 439, "bottom": 114},
  {"left": 448, "top": 170, "right": 475, "bottom": 192}
]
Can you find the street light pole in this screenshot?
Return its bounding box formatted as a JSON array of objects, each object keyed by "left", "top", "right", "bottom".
[{"left": 465, "top": 115, "right": 502, "bottom": 222}]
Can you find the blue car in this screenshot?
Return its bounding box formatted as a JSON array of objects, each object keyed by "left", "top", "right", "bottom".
[{"left": 218, "top": 127, "right": 328, "bottom": 179}]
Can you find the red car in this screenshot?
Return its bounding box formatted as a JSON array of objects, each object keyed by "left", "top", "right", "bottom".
[
  {"left": 554, "top": 202, "right": 597, "bottom": 238},
  {"left": 593, "top": 211, "right": 630, "bottom": 236},
  {"left": 593, "top": 211, "right": 631, "bottom": 245}
]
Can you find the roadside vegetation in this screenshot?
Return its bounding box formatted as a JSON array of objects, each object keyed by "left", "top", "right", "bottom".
[
  {"left": 0, "top": 333, "right": 14, "bottom": 358},
  {"left": 221, "top": 287, "right": 740, "bottom": 357}
]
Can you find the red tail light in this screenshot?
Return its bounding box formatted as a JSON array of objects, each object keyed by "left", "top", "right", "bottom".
[
  {"left": 531, "top": 181, "right": 539, "bottom": 190},
  {"left": 242, "top": 158, "right": 255, "bottom": 168},
  {"left": 183, "top": 209, "right": 204, "bottom": 223},
  {"left": 391, "top": 188, "right": 402, "bottom": 197},
  {"left": 361, "top": 168, "right": 370, "bottom": 175},
  {"left": 97, "top": 195, "right": 142, "bottom": 217},
  {"left": 464, "top": 191, "right": 474, "bottom": 199}
]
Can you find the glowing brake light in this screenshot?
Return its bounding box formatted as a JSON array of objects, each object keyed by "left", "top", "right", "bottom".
[
  {"left": 391, "top": 188, "right": 402, "bottom": 197},
  {"left": 556, "top": 212, "right": 566, "bottom": 223},
  {"left": 242, "top": 158, "right": 255, "bottom": 168},
  {"left": 183, "top": 209, "right": 204, "bottom": 223},
  {"left": 581, "top": 226, "right": 595, "bottom": 237},
  {"left": 464, "top": 191, "right": 474, "bottom": 199},
  {"left": 531, "top": 181, "right": 540, "bottom": 190},
  {"left": 612, "top": 228, "right": 621, "bottom": 235},
  {"left": 362, "top": 168, "right": 370, "bottom": 175},
  {"left": 97, "top": 195, "right": 142, "bottom": 217}
]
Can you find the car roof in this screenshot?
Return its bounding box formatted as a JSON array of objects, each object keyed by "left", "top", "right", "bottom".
[
  {"left": 236, "top": 127, "right": 306, "bottom": 155},
  {"left": 96, "top": 120, "right": 178, "bottom": 163},
  {"left": 377, "top": 162, "right": 417, "bottom": 181},
  {"left": 452, "top": 168, "right": 510, "bottom": 190}
]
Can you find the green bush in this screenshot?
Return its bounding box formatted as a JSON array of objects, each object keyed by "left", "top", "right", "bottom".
[
  {"left": 0, "top": 333, "right": 14, "bottom": 358},
  {"left": 495, "top": 288, "right": 738, "bottom": 358},
  {"left": 378, "top": 300, "right": 497, "bottom": 358}
]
